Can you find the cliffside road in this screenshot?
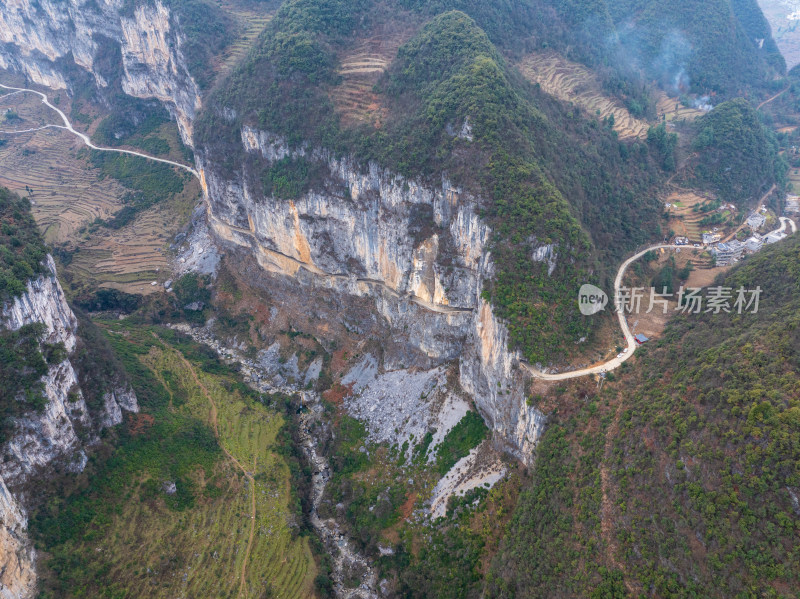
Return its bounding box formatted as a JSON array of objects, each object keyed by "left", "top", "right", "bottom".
[
  {"left": 5, "top": 81, "right": 795, "bottom": 383},
  {"left": 0, "top": 82, "right": 473, "bottom": 319},
  {"left": 525, "top": 244, "right": 680, "bottom": 381},
  {"left": 207, "top": 211, "right": 473, "bottom": 315},
  {"left": 0, "top": 83, "right": 199, "bottom": 178}
]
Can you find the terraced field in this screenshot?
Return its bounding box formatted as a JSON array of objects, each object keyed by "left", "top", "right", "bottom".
[
  {"left": 35, "top": 327, "right": 317, "bottom": 598},
  {"left": 666, "top": 190, "right": 710, "bottom": 241},
  {"left": 142, "top": 346, "right": 316, "bottom": 599},
  {"left": 67, "top": 185, "right": 197, "bottom": 295},
  {"left": 214, "top": 3, "right": 275, "bottom": 80},
  {"left": 0, "top": 128, "right": 124, "bottom": 244},
  {"left": 655, "top": 92, "right": 706, "bottom": 123},
  {"left": 0, "top": 93, "right": 198, "bottom": 294},
  {"left": 664, "top": 188, "right": 736, "bottom": 246},
  {"left": 330, "top": 31, "right": 408, "bottom": 126},
  {"left": 517, "top": 52, "right": 650, "bottom": 140}
]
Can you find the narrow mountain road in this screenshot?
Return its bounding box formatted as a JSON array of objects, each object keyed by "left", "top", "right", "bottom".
[
  {"left": 528, "top": 210, "right": 798, "bottom": 381},
  {"left": 5, "top": 80, "right": 795, "bottom": 383},
  {"left": 0, "top": 83, "right": 199, "bottom": 178},
  {"left": 207, "top": 210, "right": 473, "bottom": 314},
  {"left": 757, "top": 87, "right": 789, "bottom": 111},
  {"left": 524, "top": 244, "right": 680, "bottom": 381}
]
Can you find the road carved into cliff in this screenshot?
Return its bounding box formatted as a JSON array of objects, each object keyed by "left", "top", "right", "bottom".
[
  {"left": 4, "top": 81, "right": 796, "bottom": 382},
  {"left": 206, "top": 209, "right": 474, "bottom": 315}
]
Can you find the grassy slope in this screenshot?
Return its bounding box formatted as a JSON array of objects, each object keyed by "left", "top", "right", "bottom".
[
  {"left": 33, "top": 323, "right": 316, "bottom": 599},
  {"left": 489, "top": 236, "right": 800, "bottom": 597}
]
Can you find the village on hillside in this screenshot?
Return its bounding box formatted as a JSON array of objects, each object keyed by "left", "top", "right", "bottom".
[{"left": 668, "top": 194, "right": 798, "bottom": 267}]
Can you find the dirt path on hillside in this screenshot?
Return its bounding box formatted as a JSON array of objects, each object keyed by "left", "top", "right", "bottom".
[
  {"left": 758, "top": 87, "right": 789, "bottom": 111},
  {"left": 0, "top": 83, "right": 198, "bottom": 178},
  {"left": 722, "top": 184, "right": 776, "bottom": 242},
  {"left": 156, "top": 335, "right": 258, "bottom": 599}
]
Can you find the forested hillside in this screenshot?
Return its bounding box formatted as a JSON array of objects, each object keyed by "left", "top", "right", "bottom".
[
  {"left": 607, "top": 0, "right": 784, "bottom": 95},
  {"left": 196, "top": 0, "right": 670, "bottom": 363},
  {"left": 689, "top": 98, "right": 787, "bottom": 205},
  {"left": 490, "top": 235, "right": 800, "bottom": 597},
  {"left": 0, "top": 186, "right": 47, "bottom": 301}
]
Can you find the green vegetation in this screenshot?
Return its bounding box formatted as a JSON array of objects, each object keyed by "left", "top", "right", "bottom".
[
  {"left": 0, "top": 186, "right": 48, "bottom": 302},
  {"left": 322, "top": 390, "right": 519, "bottom": 597},
  {"left": 73, "top": 288, "right": 142, "bottom": 314},
  {"left": 691, "top": 98, "right": 787, "bottom": 206},
  {"left": 491, "top": 235, "right": 800, "bottom": 596},
  {"left": 647, "top": 123, "right": 678, "bottom": 171},
  {"left": 486, "top": 398, "right": 611, "bottom": 597},
  {"left": 197, "top": 2, "right": 665, "bottom": 363},
  {"left": 165, "top": 0, "right": 234, "bottom": 90},
  {"left": 435, "top": 410, "right": 488, "bottom": 475},
  {"left": 261, "top": 156, "right": 326, "bottom": 199},
  {"left": 92, "top": 97, "right": 171, "bottom": 148},
  {"left": 87, "top": 150, "right": 186, "bottom": 229},
  {"left": 33, "top": 322, "right": 316, "bottom": 598},
  {"left": 0, "top": 323, "right": 66, "bottom": 442},
  {"left": 607, "top": 0, "right": 783, "bottom": 96},
  {"left": 394, "top": 470, "right": 524, "bottom": 598},
  {"left": 325, "top": 414, "right": 410, "bottom": 547},
  {"left": 650, "top": 256, "right": 691, "bottom": 295}
]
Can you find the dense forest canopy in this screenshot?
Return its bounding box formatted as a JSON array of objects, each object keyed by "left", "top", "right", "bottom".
[
  {"left": 0, "top": 186, "right": 47, "bottom": 302},
  {"left": 690, "top": 98, "right": 787, "bottom": 205}
]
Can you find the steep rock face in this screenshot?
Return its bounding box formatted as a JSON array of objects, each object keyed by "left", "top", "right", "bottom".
[
  {"left": 0, "top": 257, "right": 139, "bottom": 599},
  {"left": 200, "top": 128, "right": 545, "bottom": 463},
  {"left": 0, "top": 0, "right": 200, "bottom": 144},
  {"left": 1, "top": 0, "right": 544, "bottom": 461},
  {"left": 0, "top": 477, "right": 35, "bottom": 599}
]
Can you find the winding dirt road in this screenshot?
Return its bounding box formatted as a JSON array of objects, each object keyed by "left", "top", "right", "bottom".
[
  {"left": 757, "top": 87, "right": 789, "bottom": 111},
  {"left": 5, "top": 80, "right": 796, "bottom": 383},
  {"left": 524, "top": 244, "right": 680, "bottom": 381},
  {"left": 0, "top": 83, "right": 199, "bottom": 178}
]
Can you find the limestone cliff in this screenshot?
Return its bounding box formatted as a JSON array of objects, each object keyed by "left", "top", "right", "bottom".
[
  {"left": 0, "top": 0, "right": 544, "bottom": 463},
  {"left": 0, "top": 0, "right": 200, "bottom": 144},
  {"left": 200, "top": 127, "right": 546, "bottom": 463},
  {"left": 0, "top": 257, "right": 139, "bottom": 599}
]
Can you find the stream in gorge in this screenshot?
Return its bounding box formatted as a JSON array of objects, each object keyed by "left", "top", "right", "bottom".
[{"left": 169, "top": 324, "right": 380, "bottom": 598}]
